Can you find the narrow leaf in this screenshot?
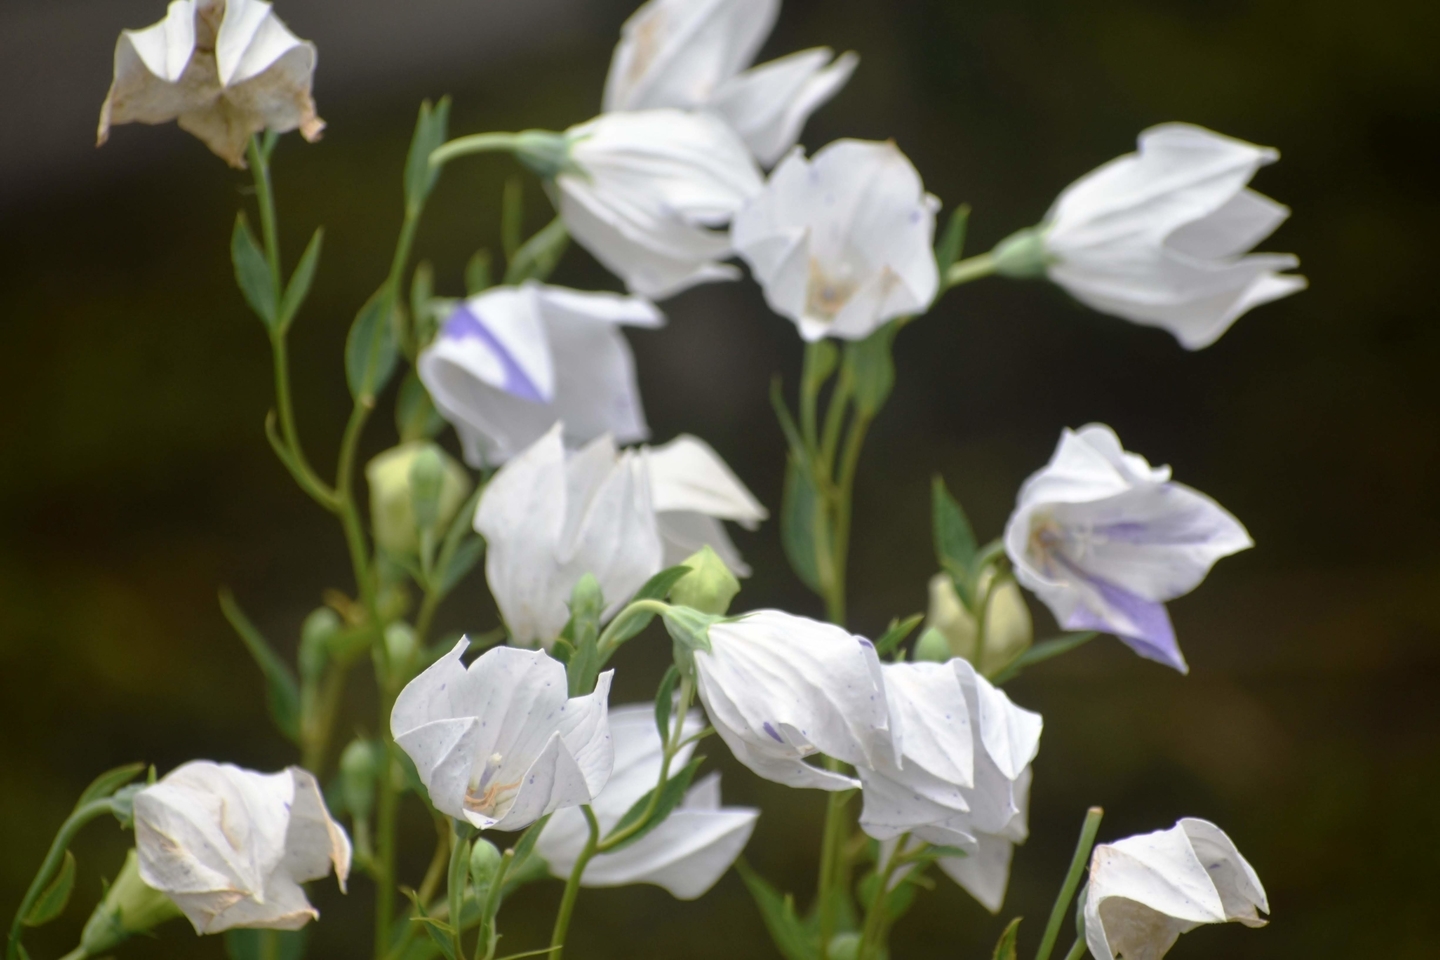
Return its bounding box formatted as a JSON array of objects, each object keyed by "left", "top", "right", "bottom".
[
  {"left": 653, "top": 664, "right": 681, "bottom": 744},
  {"left": 932, "top": 475, "right": 978, "bottom": 580},
  {"left": 508, "top": 815, "right": 549, "bottom": 873},
  {"left": 781, "top": 456, "right": 823, "bottom": 593},
  {"left": 22, "top": 850, "right": 75, "bottom": 927},
  {"left": 224, "top": 929, "right": 309, "bottom": 960},
  {"left": 276, "top": 227, "right": 323, "bottom": 332},
  {"left": 989, "top": 632, "right": 1098, "bottom": 685},
  {"left": 735, "top": 860, "right": 816, "bottom": 960},
  {"left": 231, "top": 214, "right": 278, "bottom": 328},
  {"left": 873, "top": 613, "right": 924, "bottom": 658},
  {"left": 346, "top": 287, "right": 400, "bottom": 401},
  {"left": 935, "top": 203, "right": 971, "bottom": 275},
  {"left": 404, "top": 98, "right": 452, "bottom": 207},
  {"left": 991, "top": 917, "right": 1022, "bottom": 960},
  {"left": 396, "top": 371, "right": 446, "bottom": 443},
  {"left": 219, "top": 589, "right": 301, "bottom": 742},
  {"left": 504, "top": 217, "right": 570, "bottom": 285},
  {"left": 439, "top": 536, "right": 485, "bottom": 594},
  {"left": 75, "top": 762, "right": 146, "bottom": 811},
  {"left": 604, "top": 755, "right": 703, "bottom": 852},
  {"left": 465, "top": 249, "right": 494, "bottom": 295}
]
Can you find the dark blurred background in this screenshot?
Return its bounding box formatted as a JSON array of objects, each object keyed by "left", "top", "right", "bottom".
[{"left": 3, "top": 0, "right": 1437, "bottom": 957}]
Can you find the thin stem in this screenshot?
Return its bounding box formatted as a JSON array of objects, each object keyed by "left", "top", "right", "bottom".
[
  {"left": 373, "top": 743, "right": 400, "bottom": 960},
  {"left": 1061, "top": 940, "right": 1089, "bottom": 960},
  {"left": 429, "top": 133, "right": 526, "bottom": 169},
  {"left": 300, "top": 662, "right": 349, "bottom": 774},
  {"left": 336, "top": 399, "right": 375, "bottom": 605},
  {"left": 8, "top": 800, "right": 115, "bottom": 960},
  {"left": 1035, "top": 807, "right": 1104, "bottom": 960},
  {"left": 855, "top": 835, "right": 908, "bottom": 960},
  {"left": 415, "top": 483, "right": 487, "bottom": 648},
  {"left": 246, "top": 136, "right": 283, "bottom": 288},
  {"left": 549, "top": 806, "right": 599, "bottom": 960},
  {"left": 597, "top": 676, "right": 691, "bottom": 853},
  {"left": 477, "top": 848, "right": 514, "bottom": 960},
  {"left": 814, "top": 782, "right": 852, "bottom": 960},
  {"left": 800, "top": 342, "right": 826, "bottom": 451},
  {"left": 945, "top": 252, "right": 998, "bottom": 288},
  {"left": 268, "top": 337, "right": 336, "bottom": 508},
  {"left": 447, "top": 822, "right": 471, "bottom": 960},
  {"left": 825, "top": 410, "right": 873, "bottom": 625},
  {"left": 595, "top": 598, "right": 671, "bottom": 661},
  {"left": 818, "top": 372, "right": 852, "bottom": 479}
]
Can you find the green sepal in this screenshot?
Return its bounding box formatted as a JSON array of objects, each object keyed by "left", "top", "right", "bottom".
[
  {"left": 604, "top": 754, "right": 703, "bottom": 852},
  {"left": 224, "top": 928, "right": 309, "bottom": 960},
  {"left": 935, "top": 203, "right": 971, "bottom": 276},
  {"left": 439, "top": 536, "right": 486, "bottom": 595},
  {"left": 346, "top": 287, "right": 401, "bottom": 401},
  {"left": 660, "top": 606, "right": 720, "bottom": 657},
  {"left": 932, "top": 475, "right": 979, "bottom": 606},
  {"left": 276, "top": 227, "right": 323, "bottom": 333},
  {"left": 219, "top": 589, "right": 301, "bottom": 742},
  {"left": 843, "top": 322, "right": 897, "bottom": 417},
  {"left": 873, "top": 613, "right": 924, "bottom": 658},
  {"left": 231, "top": 213, "right": 278, "bottom": 329},
  {"left": 21, "top": 850, "right": 75, "bottom": 927},
  {"left": 404, "top": 98, "right": 452, "bottom": 209},
  {"left": 653, "top": 664, "right": 681, "bottom": 744},
  {"left": 564, "top": 574, "right": 604, "bottom": 696},
  {"left": 75, "top": 762, "right": 146, "bottom": 812},
  {"left": 735, "top": 860, "right": 816, "bottom": 960},
  {"left": 991, "top": 917, "right": 1022, "bottom": 960},
  {"left": 504, "top": 216, "right": 570, "bottom": 285}
]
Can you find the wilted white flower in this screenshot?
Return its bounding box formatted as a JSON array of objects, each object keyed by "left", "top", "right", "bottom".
[
  {"left": 733, "top": 139, "right": 940, "bottom": 341},
  {"left": 604, "top": 0, "right": 858, "bottom": 166},
  {"left": 133, "top": 761, "right": 350, "bottom": 934},
  {"left": 997, "top": 123, "right": 1305, "bottom": 349},
  {"left": 1085, "top": 818, "right": 1269, "bottom": 960},
  {"left": 647, "top": 434, "right": 768, "bottom": 575},
  {"left": 919, "top": 571, "right": 1033, "bottom": 675},
  {"left": 1004, "top": 424, "right": 1252, "bottom": 673},
  {"left": 98, "top": 0, "right": 323, "bottom": 168},
  {"left": 418, "top": 283, "right": 664, "bottom": 466},
  {"left": 390, "top": 639, "right": 614, "bottom": 831},
  {"left": 537, "top": 704, "right": 758, "bottom": 898},
  {"left": 856, "top": 657, "right": 1040, "bottom": 913},
  {"left": 556, "top": 110, "right": 763, "bottom": 300},
  {"left": 695, "top": 610, "right": 891, "bottom": 791}
]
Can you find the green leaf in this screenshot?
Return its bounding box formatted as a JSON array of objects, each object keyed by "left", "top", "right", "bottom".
[
  {"left": 438, "top": 536, "right": 485, "bottom": 594},
  {"left": 219, "top": 589, "right": 301, "bottom": 742},
  {"left": 802, "top": 340, "right": 839, "bottom": 398},
  {"left": 501, "top": 176, "right": 524, "bottom": 263},
  {"left": 404, "top": 98, "right": 452, "bottom": 208},
  {"left": 932, "top": 475, "right": 978, "bottom": 593},
  {"left": 598, "top": 565, "right": 693, "bottom": 648},
  {"left": 873, "top": 613, "right": 924, "bottom": 658},
  {"left": 75, "top": 762, "right": 146, "bottom": 811},
  {"left": 231, "top": 214, "right": 278, "bottom": 329},
  {"left": 653, "top": 664, "right": 681, "bottom": 743},
  {"left": 396, "top": 371, "right": 446, "bottom": 443},
  {"left": 991, "top": 917, "right": 1022, "bottom": 960},
  {"left": 935, "top": 203, "right": 971, "bottom": 275},
  {"left": 465, "top": 249, "right": 494, "bottom": 295},
  {"left": 346, "top": 287, "right": 400, "bottom": 401},
  {"left": 507, "top": 814, "right": 549, "bottom": 875},
  {"left": 735, "top": 860, "right": 816, "bottom": 960},
  {"left": 989, "top": 632, "right": 1098, "bottom": 685},
  {"left": 224, "top": 928, "right": 309, "bottom": 960},
  {"left": 276, "top": 227, "right": 323, "bottom": 331},
  {"left": 565, "top": 574, "right": 604, "bottom": 697},
  {"left": 781, "top": 456, "right": 824, "bottom": 593},
  {"left": 410, "top": 261, "right": 441, "bottom": 350},
  {"left": 22, "top": 850, "right": 75, "bottom": 927},
  {"left": 504, "top": 217, "right": 570, "bottom": 285},
  {"left": 604, "top": 755, "right": 704, "bottom": 852},
  {"left": 843, "top": 323, "right": 896, "bottom": 416}
]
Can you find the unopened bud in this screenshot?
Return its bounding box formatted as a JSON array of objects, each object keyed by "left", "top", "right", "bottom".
[
  {"left": 912, "top": 626, "right": 952, "bottom": 664},
  {"left": 366, "top": 442, "right": 471, "bottom": 556},
  {"left": 78, "top": 850, "right": 182, "bottom": 957},
  {"left": 990, "top": 225, "right": 1052, "bottom": 279},
  {"left": 827, "top": 932, "right": 861, "bottom": 960},
  {"left": 923, "top": 571, "right": 1033, "bottom": 674},
  {"left": 299, "top": 606, "right": 341, "bottom": 683},
  {"left": 670, "top": 546, "right": 740, "bottom": 615},
  {"left": 385, "top": 622, "right": 418, "bottom": 674},
  {"left": 469, "top": 838, "right": 502, "bottom": 891},
  {"left": 340, "top": 739, "right": 381, "bottom": 822}
]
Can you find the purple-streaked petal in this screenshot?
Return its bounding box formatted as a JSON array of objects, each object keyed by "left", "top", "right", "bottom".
[
  {"left": 1064, "top": 577, "right": 1186, "bottom": 673},
  {"left": 441, "top": 305, "right": 548, "bottom": 404}
]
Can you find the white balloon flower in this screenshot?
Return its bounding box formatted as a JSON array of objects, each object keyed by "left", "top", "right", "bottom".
[
  {"left": 390, "top": 639, "right": 615, "bottom": 831},
  {"left": 647, "top": 433, "right": 769, "bottom": 575},
  {"left": 997, "top": 123, "right": 1306, "bottom": 349},
  {"left": 417, "top": 283, "right": 664, "bottom": 467},
  {"left": 695, "top": 610, "right": 892, "bottom": 791},
  {"left": 556, "top": 110, "right": 763, "bottom": 300},
  {"left": 1004, "top": 423, "right": 1252, "bottom": 673},
  {"left": 133, "top": 761, "right": 350, "bottom": 934},
  {"left": 604, "top": 0, "right": 858, "bottom": 167},
  {"left": 98, "top": 0, "right": 323, "bottom": 168},
  {"left": 733, "top": 139, "right": 941, "bottom": 342},
  {"left": 537, "top": 704, "right": 758, "bottom": 899},
  {"left": 1085, "top": 818, "right": 1269, "bottom": 960}
]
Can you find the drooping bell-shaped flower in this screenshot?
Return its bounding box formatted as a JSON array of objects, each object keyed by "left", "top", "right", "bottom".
[
  {"left": 98, "top": 0, "right": 323, "bottom": 168},
  {"left": 555, "top": 110, "right": 763, "bottom": 300},
  {"left": 993, "top": 123, "right": 1305, "bottom": 349},
  {"left": 417, "top": 283, "right": 664, "bottom": 466},
  {"left": 603, "top": 0, "right": 858, "bottom": 167},
  {"left": 1085, "top": 818, "right": 1269, "bottom": 960},
  {"left": 537, "top": 704, "right": 758, "bottom": 898},
  {"left": 390, "top": 639, "right": 614, "bottom": 831},
  {"left": 695, "top": 610, "right": 892, "bottom": 791},
  {"left": 855, "top": 657, "right": 1040, "bottom": 912},
  {"left": 733, "top": 139, "right": 940, "bottom": 341},
  {"left": 647, "top": 434, "right": 768, "bottom": 575},
  {"left": 474, "top": 425, "right": 662, "bottom": 649},
  {"left": 1003, "top": 424, "right": 1252, "bottom": 673},
  {"left": 133, "top": 761, "right": 350, "bottom": 934}
]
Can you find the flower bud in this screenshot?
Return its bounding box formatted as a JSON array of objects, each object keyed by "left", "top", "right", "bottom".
[
  {"left": 340, "top": 739, "right": 381, "bottom": 823},
  {"left": 299, "top": 607, "right": 342, "bottom": 683},
  {"left": 469, "top": 838, "right": 502, "bottom": 891},
  {"left": 923, "top": 572, "right": 1033, "bottom": 675},
  {"left": 669, "top": 546, "right": 740, "bottom": 615},
  {"left": 990, "top": 226, "right": 1051, "bottom": 279},
  {"left": 77, "top": 850, "right": 183, "bottom": 957},
  {"left": 385, "top": 622, "right": 418, "bottom": 675},
  {"left": 912, "top": 625, "right": 952, "bottom": 663},
  {"left": 366, "top": 442, "right": 471, "bottom": 557}
]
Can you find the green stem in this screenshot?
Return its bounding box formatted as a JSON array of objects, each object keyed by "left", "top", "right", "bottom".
[
  {"left": 7, "top": 800, "right": 115, "bottom": 960},
  {"left": 549, "top": 806, "right": 599, "bottom": 960},
  {"left": 447, "top": 821, "right": 471, "bottom": 960},
  {"left": 945, "top": 252, "right": 998, "bottom": 288},
  {"left": 825, "top": 410, "right": 873, "bottom": 625},
  {"left": 415, "top": 483, "right": 487, "bottom": 647},
  {"left": 800, "top": 342, "right": 826, "bottom": 451},
  {"left": 373, "top": 739, "right": 400, "bottom": 960},
  {"left": 1035, "top": 808, "right": 1104, "bottom": 960},
  {"left": 594, "top": 598, "right": 671, "bottom": 662},
  {"left": 300, "top": 662, "right": 349, "bottom": 774},
  {"left": 336, "top": 398, "right": 375, "bottom": 605},
  {"left": 814, "top": 782, "right": 852, "bottom": 960},
  {"left": 429, "top": 133, "right": 528, "bottom": 169},
  {"left": 597, "top": 676, "right": 691, "bottom": 853},
  {"left": 476, "top": 847, "right": 514, "bottom": 960},
  {"left": 246, "top": 136, "right": 283, "bottom": 288},
  {"left": 855, "top": 835, "right": 910, "bottom": 960},
  {"left": 818, "top": 372, "right": 852, "bottom": 479},
  {"left": 1060, "top": 940, "right": 1089, "bottom": 960}
]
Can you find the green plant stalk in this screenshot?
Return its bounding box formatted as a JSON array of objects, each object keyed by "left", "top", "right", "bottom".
[
  {"left": 7, "top": 799, "right": 115, "bottom": 960},
  {"left": 596, "top": 676, "right": 691, "bottom": 853},
  {"left": 429, "top": 132, "right": 527, "bottom": 170},
  {"left": 814, "top": 779, "right": 852, "bottom": 960},
  {"left": 855, "top": 834, "right": 913, "bottom": 960},
  {"left": 415, "top": 483, "right": 487, "bottom": 648},
  {"left": 1035, "top": 808, "right": 1104, "bottom": 960},
  {"left": 300, "top": 662, "right": 350, "bottom": 774},
  {"left": 548, "top": 806, "right": 600, "bottom": 960},
  {"left": 945, "top": 252, "right": 998, "bottom": 288},
  {"left": 828, "top": 410, "right": 873, "bottom": 625},
  {"left": 373, "top": 740, "right": 400, "bottom": 960},
  {"left": 1060, "top": 940, "right": 1089, "bottom": 960},
  {"left": 447, "top": 822, "right": 470, "bottom": 960},
  {"left": 477, "top": 847, "right": 514, "bottom": 960},
  {"left": 594, "top": 598, "right": 671, "bottom": 662}
]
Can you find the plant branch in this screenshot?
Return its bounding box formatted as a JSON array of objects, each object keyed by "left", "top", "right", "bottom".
[
  {"left": 7, "top": 800, "right": 116, "bottom": 960},
  {"left": 1035, "top": 807, "right": 1104, "bottom": 960},
  {"left": 549, "top": 806, "right": 599, "bottom": 960}
]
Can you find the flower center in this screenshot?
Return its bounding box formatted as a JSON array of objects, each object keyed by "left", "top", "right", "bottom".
[
  {"left": 807, "top": 258, "right": 858, "bottom": 321},
  {"left": 464, "top": 753, "right": 521, "bottom": 817}
]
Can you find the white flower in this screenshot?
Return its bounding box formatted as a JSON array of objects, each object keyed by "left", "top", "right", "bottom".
[
  {"left": 390, "top": 639, "right": 614, "bottom": 831},
  {"left": 417, "top": 283, "right": 664, "bottom": 467},
  {"left": 133, "top": 761, "right": 350, "bottom": 934},
  {"left": 1004, "top": 424, "right": 1252, "bottom": 673},
  {"left": 98, "top": 0, "right": 323, "bottom": 168},
  {"left": 855, "top": 658, "right": 1040, "bottom": 912},
  {"left": 604, "top": 0, "right": 858, "bottom": 166},
  {"left": 1020, "top": 123, "right": 1306, "bottom": 349},
  {"left": 647, "top": 434, "right": 768, "bottom": 575},
  {"left": 1085, "top": 818, "right": 1269, "bottom": 960},
  {"left": 733, "top": 139, "right": 940, "bottom": 341},
  {"left": 695, "top": 610, "right": 891, "bottom": 791},
  {"left": 475, "top": 426, "right": 766, "bottom": 647},
  {"left": 537, "top": 704, "right": 758, "bottom": 898},
  {"left": 556, "top": 110, "right": 763, "bottom": 300}
]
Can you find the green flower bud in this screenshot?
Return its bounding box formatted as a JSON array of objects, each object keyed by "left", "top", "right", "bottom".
[
  {"left": 912, "top": 626, "right": 952, "bottom": 663},
  {"left": 669, "top": 546, "right": 740, "bottom": 615},
  {"left": 366, "top": 442, "right": 471, "bottom": 557},
  {"left": 298, "top": 606, "right": 341, "bottom": 683},
  {"left": 340, "top": 738, "right": 381, "bottom": 822},
  {"left": 990, "top": 225, "right": 1052, "bottom": 279},
  {"left": 514, "top": 129, "right": 574, "bottom": 179},
  {"left": 469, "top": 838, "right": 502, "bottom": 891},
  {"left": 385, "top": 622, "right": 418, "bottom": 675},
  {"left": 924, "top": 571, "right": 1033, "bottom": 674},
  {"left": 827, "top": 932, "right": 862, "bottom": 960},
  {"left": 77, "top": 850, "right": 182, "bottom": 957}
]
